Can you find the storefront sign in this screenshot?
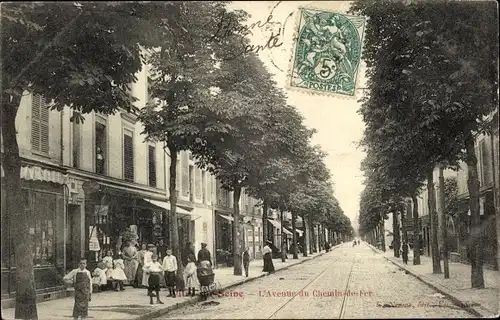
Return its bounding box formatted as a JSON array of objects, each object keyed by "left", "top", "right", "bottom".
[{"left": 89, "top": 227, "right": 101, "bottom": 251}]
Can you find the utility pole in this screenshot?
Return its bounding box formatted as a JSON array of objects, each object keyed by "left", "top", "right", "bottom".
[{"left": 439, "top": 166, "right": 450, "bottom": 278}]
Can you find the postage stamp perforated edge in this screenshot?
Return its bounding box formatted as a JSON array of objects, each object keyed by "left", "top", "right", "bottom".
[{"left": 285, "top": 4, "right": 367, "bottom": 100}]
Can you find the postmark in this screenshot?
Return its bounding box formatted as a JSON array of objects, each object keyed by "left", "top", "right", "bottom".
[{"left": 289, "top": 8, "right": 366, "bottom": 97}]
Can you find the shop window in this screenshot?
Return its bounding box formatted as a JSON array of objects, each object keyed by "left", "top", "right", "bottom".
[
  {"left": 26, "top": 190, "right": 60, "bottom": 267},
  {"left": 123, "top": 131, "right": 134, "bottom": 181},
  {"left": 95, "top": 121, "right": 107, "bottom": 175},
  {"left": 72, "top": 120, "right": 80, "bottom": 168},
  {"left": 148, "top": 145, "right": 157, "bottom": 187},
  {"left": 31, "top": 94, "right": 49, "bottom": 154}
]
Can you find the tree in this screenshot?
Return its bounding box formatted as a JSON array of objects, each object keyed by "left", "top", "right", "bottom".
[
  {"left": 138, "top": 1, "right": 250, "bottom": 285},
  {"left": 351, "top": 0, "right": 498, "bottom": 286},
  {"left": 1, "top": 2, "right": 171, "bottom": 317}
]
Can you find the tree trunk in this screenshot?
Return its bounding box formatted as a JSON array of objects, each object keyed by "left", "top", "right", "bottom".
[
  {"left": 309, "top": 215, "right": 316, "bottom": 253},
  {"left": 280, "top": 208, "right": 286, "bottom": 262},
  {"left": 232, "top": 185, "right": 242, "bottom": 276},
  {"left": 292, "top": 211, "right": 298, "bottom": 259},
  {"left": 167, "top": 146, "right": 185, "bottom": 291},
  {"left": 427, "top": 167, "right": 442, "bottom": 274},
  {"left": 2, "top": 94, "right": 39, "bottom": 319},
  {"left": 393, "top": 211, "right": 400, "bottom": 257},
  {"left": 301, "top": 213, "right": 307, "bottom": 257},
  {"left": 439, "top": 166, "right": 450, "bottom": 278},
  {"left": 380, "top": 218, "right": 386, "bottom": 252},
  {"left": 412, "top": 195, "right": 421, "bottom": 265},
  {"left": 262, "top": 200, "right": 268, "bottom": 243},
  {"left": 465, "top": 135, "right": 484, "bottom": 288},
  {"left": 490, "top": 130, "right": 500, "bottom": 272}
]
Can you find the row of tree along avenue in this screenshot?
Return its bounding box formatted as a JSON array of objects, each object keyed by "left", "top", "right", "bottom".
[
  {"left": 1, "top": 2, "right": 353, "bottom": 319},
  {"left": 353, "top": 0, "right": 498, "bottom": 289}
]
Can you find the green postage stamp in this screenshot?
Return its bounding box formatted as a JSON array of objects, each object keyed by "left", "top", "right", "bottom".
[{"left": 289, "top": 8, "right": 366, "bottom": 97}]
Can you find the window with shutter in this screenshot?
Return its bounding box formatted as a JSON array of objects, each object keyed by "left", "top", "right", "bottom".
[
  {"left": 123, "top": 132, "right": 134, "bottom": 181},
  {"left": 31, "top": 94, "right": 49, "bottom": 153},
  {"left": 148, "top": 145, "right": 157, "bottom": 187},
  {"left": 95, "top": 122, "right": 107, "bottom": 175},
  {"left": 202, "top": 171, "right": 206, "bottom": 204},
  {"left": 181, "top": 152, "right": 189, "bottom": 196},
  {"left": 195, "top": 168, "right": 202, "bottom": 200},
  {"left": 480, "top": 140, "right": 492, "bottom": 185},
  {"left": 72, "top": 121, "right": 80, "bottom": 168},
  {"left": 207, "top": 174, "right": 212, "bottom": 204}
]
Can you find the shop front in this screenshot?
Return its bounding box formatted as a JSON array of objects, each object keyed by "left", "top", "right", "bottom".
[
  {"left": 83, "top": 182, "right": 197, "bottom": 268},
  {"left": 215, "top": 212, "right": 233, "bottom": 267},
  {"left": 1, "top": 165, "right": 67, "bottom": 298}
]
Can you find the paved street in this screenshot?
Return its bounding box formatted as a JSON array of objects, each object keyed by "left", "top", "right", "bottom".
[{"left": 157, "top": 242, "right": 473, "bottom": 319}]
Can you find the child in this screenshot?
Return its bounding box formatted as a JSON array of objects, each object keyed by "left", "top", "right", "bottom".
[
  {"left": 184, "top": 254, "right": 198, "bottom": 296},
  {"left": 162, "top": 249, "right": 178, "bottom": 298},
  {"left": 243, "top": 247, "right": 250, "bottom": 278},
  {"left": 111, "top": 252, "right": 127, "bottom": 291},
  {"left": 63, "top": 259, "right": 92, "bottom": 320},
  {"left": 103, "top": 249, "right": 114, "bottom": 289},
  {"left": 143, "top": 254, "right": 164, "bottom": 305},
  {"left": 92, "top": 261, "right": 108, "bottom": 292}
]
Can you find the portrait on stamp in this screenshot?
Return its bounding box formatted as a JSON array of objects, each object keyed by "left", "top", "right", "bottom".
[{"left": 290, "top": 9, "right": 366, "bottom": 97}]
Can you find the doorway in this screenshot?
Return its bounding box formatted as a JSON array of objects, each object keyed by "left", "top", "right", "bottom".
[{"left": 67, "top": 204, "right": 81, "bottom": 271}]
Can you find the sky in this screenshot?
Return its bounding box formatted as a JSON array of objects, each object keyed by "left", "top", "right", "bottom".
[{"left": 230, "top": 1, "right": 367, "bottom": 229}]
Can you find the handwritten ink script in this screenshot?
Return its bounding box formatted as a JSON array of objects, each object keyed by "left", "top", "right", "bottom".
[{"left": 210, "top": 11, "right": 284, "bottom": 57}]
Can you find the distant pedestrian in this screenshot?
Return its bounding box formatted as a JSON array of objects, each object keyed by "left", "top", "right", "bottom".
[
  {"left": 143, "top": 254, "right": 164, "bottom": 305},
  {"left": 243, "top": 247, "right": 250, "bottom": 277},
  {"left": 262, "top": 241, "right": 275, "bottom": 273},
  {"left": 63, "top": 259, "right": 92, "bottom": 320},
  {"left": 357, "top": 240, "right": 360, "bottom": 245},
  {"left": 402, "top": 242, "right": 409, "bottom": 264},
  {"left": 197, "top": 242, "right": 212, "bottom": 266},
  {"left": 325, "top": 242, "right": 330, "bottom": 252},
  {"left": 163, "top": 249, "right": 178, "bottom": 298}
]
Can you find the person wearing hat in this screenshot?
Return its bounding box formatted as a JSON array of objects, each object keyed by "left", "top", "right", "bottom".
[
  {"left": 141, "top": 244, "right": 155, "bottom": 289},
  {"left": 197, "top": 243, "right": 212, "bottom": 266},
  {"left": 143, "top": 254, "right": 164, "bottom": 305},
  {"left": 262, "top": 240, "right": 275, "bottom": 273}
]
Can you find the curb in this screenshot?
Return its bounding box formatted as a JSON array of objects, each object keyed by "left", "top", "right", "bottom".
[
  {"left": 136, "top": 246, "right": 340, "bottom": 320},
  {"left": 366, "top": 243, "right": 495, "bottom": 318}
]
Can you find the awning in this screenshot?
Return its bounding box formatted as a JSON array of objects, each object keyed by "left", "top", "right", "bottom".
[
  {"left": 143, "top": 199, "right": 200, "bottom": 220},
  {"left": 20, "top": 165, "right": 69, "bottom": 185},
  {"left": 267, "top": 219, "right": 292, "bottom": 235},
  {"left": 218, "top": 213, "right": 234, "bottom": 222},
  {"left": 282, "top": 228, "right": 293, "bottom": 236},
  {"left": 295, "top": 229, "right": 304, "bottom": 236}
]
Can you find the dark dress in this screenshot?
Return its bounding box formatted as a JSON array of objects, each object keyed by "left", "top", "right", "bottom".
[
  {"left": 73, "top": 272, "right": 91, "bottom": 318},
  {"left": 243, "top": 251, "right": 250, "bottom": 276},
  {"left": 197, "top": 248, "right": 212, "bottom": 265},
  {"left": 262, "top": 250, "right": 275, "bottom": 272}
]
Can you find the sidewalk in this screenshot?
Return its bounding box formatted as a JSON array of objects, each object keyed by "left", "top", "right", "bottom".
[
  {"left": 367, "top": 243, "right": 499, "bottom": 318},
  {"left": 1, "top": 247, "right": 338, "bottom": 320}
]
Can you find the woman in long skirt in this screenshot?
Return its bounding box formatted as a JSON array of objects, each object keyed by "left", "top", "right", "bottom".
[
  {"left": 63, "top": 259, "right": 92, "bottom": 320},
  {"left": 135, "top": 243, "right": 147, "bottom": 288},
  {"left": 123, "top": 240, "right": 139, "bottom": 285},
  {"left": 262, "top": 241, "right": 275, "bottom": 273}
]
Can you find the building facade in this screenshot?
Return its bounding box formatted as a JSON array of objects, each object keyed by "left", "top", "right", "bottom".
[
  {"left": 1, "top": 63, "right": 219, "bottom": 297},
  {"left": 411, "top": 109, "right": 499, "bottom": 269}
]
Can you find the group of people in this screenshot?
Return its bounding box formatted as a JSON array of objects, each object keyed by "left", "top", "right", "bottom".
[{"left": 63, "top": 241, "right": 213, "bottom": 319}]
